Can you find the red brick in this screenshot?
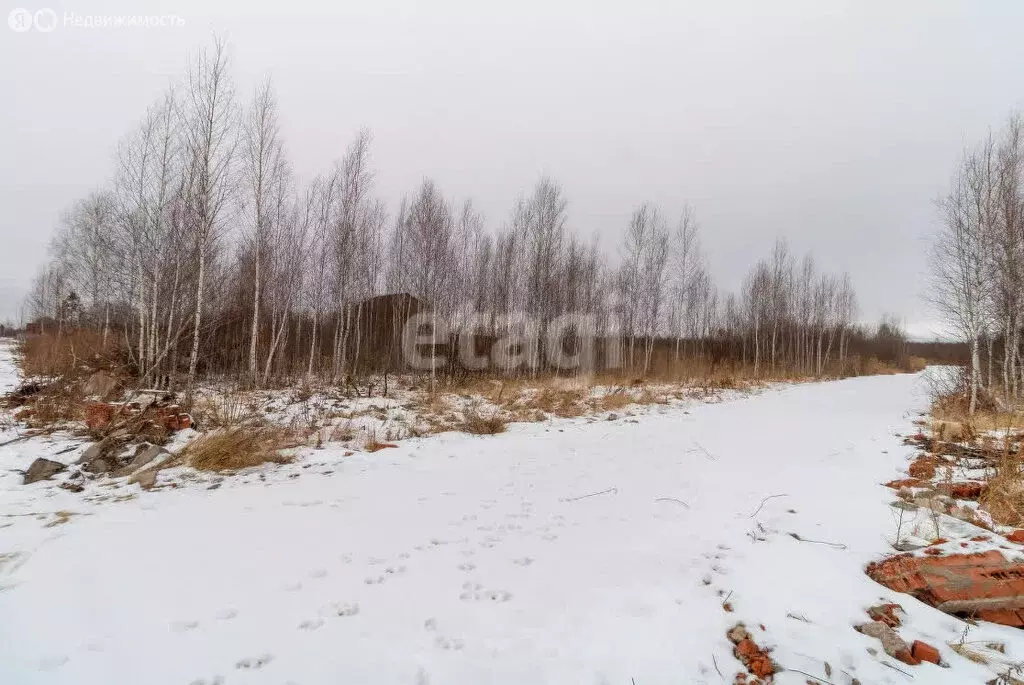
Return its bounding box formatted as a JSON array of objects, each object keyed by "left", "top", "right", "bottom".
[
  {"left": 936, "top": 481, "right": 987, "bottom": 500},
  {"left": 894, "top": 649, "right": 920, "bottom": 666},
  {"left": 84, "top": 402, "right": 115, "bottom": 430},
  {"left": 867, "top": 551, "right": 1024, "bottom": 627},
  {"left": 911, "top": 640, "right": 940, "bottom": 665},
  {"left": 885, "top": 478, "right": 923, "bottom": 489},
  {"left": 1007, "top": 530, "right": 1024, "bottom": 544}
]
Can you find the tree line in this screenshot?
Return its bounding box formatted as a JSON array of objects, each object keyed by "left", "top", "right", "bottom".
[
  {"left": 26, "top": 38, "right": 889, "bottom": 393},
  {"left": 931, "top": 113, "right": 1024, "bottom": 413}
]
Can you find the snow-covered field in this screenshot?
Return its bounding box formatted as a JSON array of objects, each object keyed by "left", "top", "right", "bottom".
[{"left": 2, "top": 340, "right": 1024, "bottom": 684}]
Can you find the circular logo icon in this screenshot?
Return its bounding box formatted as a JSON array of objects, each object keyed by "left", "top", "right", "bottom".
[
  {"left": 34, "top": 8, "right": 57, "bottom": 32},
  {"left": 8, "top": 8, "right": 33, "bottom": 31}
]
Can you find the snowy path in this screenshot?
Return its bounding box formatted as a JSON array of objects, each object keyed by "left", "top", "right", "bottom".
[{"left": 1, "top": 354, "right": 1020, "bottom": 684}]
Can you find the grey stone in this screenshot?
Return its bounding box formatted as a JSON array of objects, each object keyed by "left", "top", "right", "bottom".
[
  {"left": 83, "top": 457, "right": 113, "bottom": 474},
  {"left": 23, "top": 458, "right": 66, "bottom": 484},
  {"left": 118, "top": 444, "right": 166, "bottom": 475},
  {"left": 856, "top": 621, "right": 909, "bottom": 657},
  {"left": 83, "top": 371, "right": 118, "bottom": 399},
  {"left": 129, "top": 469, "right": 157, "bottom": 489}
]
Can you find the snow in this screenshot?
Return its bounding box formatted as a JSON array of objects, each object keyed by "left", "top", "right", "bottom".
[{"left": 2, "top": 340, "right": 1024, "bottom": 683}]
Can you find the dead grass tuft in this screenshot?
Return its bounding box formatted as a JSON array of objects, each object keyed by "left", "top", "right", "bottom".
[
  {"left": 981, "top": 442, "right": 1024, "bottom": 527},
  {"left": 458, "top": 405, "right": 508, "bottom": 435},
  {"left": 182, "top": 426, "right": 297, "bottom": 472},
  {"left": 596, "top": 390, "right": 632, "bottom": 412}
]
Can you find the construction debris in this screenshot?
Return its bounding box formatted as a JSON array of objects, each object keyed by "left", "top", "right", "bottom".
[{"left": 867, "top": 551, "right": 1024, "bottom": 627}]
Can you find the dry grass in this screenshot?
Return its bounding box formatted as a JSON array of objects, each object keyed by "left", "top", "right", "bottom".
[
  {"left": 182, "top": 425, "right": 297, "bottom": 472},
  {"left": 458, "top": 405, "right": 508, "bottom": 435},
  {"left": 20, "top": 330, "right": 127, "bottom": 378},
  {"left": 932, "top": 389, "right": 1024, "bottom": 434},
  {"left": 981, "top": 438, "right": 1024, "bottom": 526},
  {"left": 927, "top": 385, "right": 1024, "bottom": 526},
  {"left": 192, "top": 390, "right": 263, "bottom": 429},
  {"left": 595, "top": 390, "right": 632, "bottom": 412}
]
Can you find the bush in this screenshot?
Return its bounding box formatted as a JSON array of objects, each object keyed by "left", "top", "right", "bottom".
[{"left": 459, "top": 406, "right": 508, "bottom": 435}]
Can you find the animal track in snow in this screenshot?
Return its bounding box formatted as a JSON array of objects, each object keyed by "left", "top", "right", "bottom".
[
  {"left": 235, "top": 654, "right": 273, "bottom": 670},
  {"left": 299, "top": 618, "right": 324, "bottom": 631},
  {"left": 457, "top": 562, "right": 476, "bottom": 572},
  {"left": 434, "top": 635, "right": 465, "bottom": 650},
  {"left": 38, "top": 656, "right": 69, "bottom": 670},
  {"left": 324, "top": 601, "right": 360, "bottom": 617},
  {"left": 459, "top": 581, "right": 512, "bottom": 603},
  {"left": 215, "top": 608, "right": 238, "bottom": 620},
  {"left": 512, "top": 556, "right": 534, "bottom": 566}
]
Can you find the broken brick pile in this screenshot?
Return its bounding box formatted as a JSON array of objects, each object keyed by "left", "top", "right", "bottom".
[
  {"left": 856, "top": 603, "right": 941, "bottom": 666},
  {"left": 867, "top": 551, "right": 1024, "bottom": 627},
  {"left": 726, "top": 624, "right": 774, "bottom": 682},
  {"left": 85, "top": 401, "right": 192, "bottom": 433}
]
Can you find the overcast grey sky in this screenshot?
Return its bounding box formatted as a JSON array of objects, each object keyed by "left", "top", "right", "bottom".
[{"left": 3, "top": 0, "right": 1023, "bottom": 336}]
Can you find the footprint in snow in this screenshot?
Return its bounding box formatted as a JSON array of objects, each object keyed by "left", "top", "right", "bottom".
[
  {"left": 324, "top": 601, "right": 360, "bottom": 617},
  {"left": 283, "top": 581, "right": 303, "bottom": 592},
  {"left": 308, "top": 568, "right": 328, "bottom": 579},
  {"left": 298, "top": 618, "right": 324, "bottom": 631},
  {"left": 189, "top": 677, "right": 224, "bottom": 685},
  {"left": 171, "top": 620, "right": 199, "bottom": 633},
  {"left": 512, "top": 557, "right": 534, "bottom": 566},
  {"left": 434, "top": 636, "right": 465, "bottom": 650},
  {"left": 215, "top": 609, "right": 238, "bottom": 620},
  {"left": 457, "top": 562, "right": 476, "bottom": 572},
  {"left": 235, "top": 654, "right": 273, "bottom": 670},
  {"left": 38, "top": 656, "right": 69, "bottom": 670},
  {"left": 459, "top": 582, "right": 512, "bottom": 603}
]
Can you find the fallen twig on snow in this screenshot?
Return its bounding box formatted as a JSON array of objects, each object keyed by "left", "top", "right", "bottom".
[
  {"left": 654, "top": 497, "right": 689, "bottom": 508},
  {"left": 788, "top": 532, "right": 847, "bottom": 550},
  {"left": 711, "top": 653, "right": 723, "bottom": 678},
  {"left": 786, "top": 669, "right": 835, "bottom": 685},
  {"left": 881, "top": 661, "right": 913, "bottom": 678},
  {"left": 561, "top": 487, "right": 617, "bottom": 502},
  {"left": 691, "top": 442, "right": 718, "bottom": 461},
  {"left": 748, "top": 493, "right": 788, "bottom": 518}
]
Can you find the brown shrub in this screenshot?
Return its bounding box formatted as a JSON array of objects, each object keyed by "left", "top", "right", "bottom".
[
  {"left": 182, "top": 426, "right": 297, "bottom": 472},
  {"left": 20, "top": 330, "right": 129, "bottom": 379},
  {"left": 596, "top": 391, "right": 632, "bottom": 412},
  {"left": 459, "top": 406, "right": 507, "bottom": 435},
  {"left": 981, "top": 439, "right": 1024, "bottom": 526}
]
